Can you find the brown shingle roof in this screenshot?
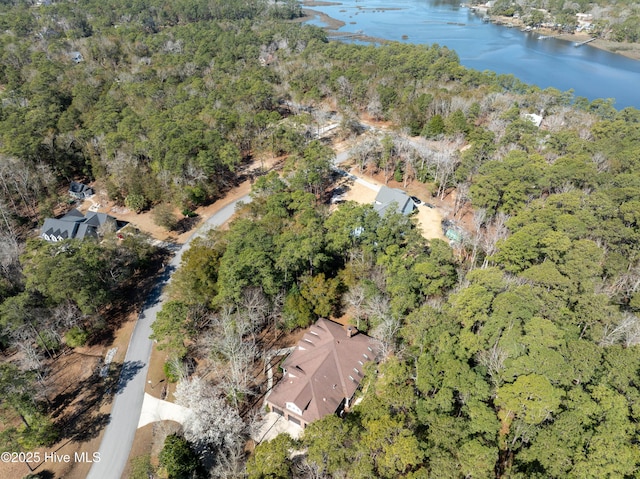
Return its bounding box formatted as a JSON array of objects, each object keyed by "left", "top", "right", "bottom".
[{"left": 267, "top": 319, "right": 379, "bottom": 425}]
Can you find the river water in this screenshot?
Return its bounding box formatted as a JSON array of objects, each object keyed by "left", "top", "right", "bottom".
[{"left": 305, "top": 0, "right": 640, "bottom": 109}]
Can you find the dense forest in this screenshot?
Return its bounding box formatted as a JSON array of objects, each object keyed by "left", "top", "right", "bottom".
[{"left": 1, "top": 0, "right": 640, "bottom": 478}]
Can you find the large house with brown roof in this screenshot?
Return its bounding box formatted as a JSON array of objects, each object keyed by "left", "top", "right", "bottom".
[{"left": 266, "top": 318, "right": 380, "bottom": 428}]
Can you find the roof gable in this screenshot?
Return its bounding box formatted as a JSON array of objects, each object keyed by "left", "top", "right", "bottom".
[
  {"left": 69, "top": 181, "right": 92, "bottom": 193},
  {"left": 42, "top": 218, "right": 79, "bottom": 240},
  {"left": 41, "top": 210, "right": 118, "bottom": 241},
  {"left": 374, "top": 186, "right": 415, "bottom": 215},
  {"left": 60, "top": 208, "right": 86, "bottom": 221},
  {"left": 268, "top": 319, "right": 379, "bottom": 424}
]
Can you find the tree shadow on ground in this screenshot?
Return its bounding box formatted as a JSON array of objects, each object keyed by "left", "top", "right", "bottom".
[
  {"left": 115, "top": 360, "right": 144, "bottom": 394},
  {"left": 27, "top": 471, "right": 55, "bottom": 479},
  {"left": 85, "top": 248, "right": 172, "bottom": 347},
  {"left": 176, "top": 215, "right": 200, "bottom": 234},
  {"left": 51, "top": 360, "right": 144, "bottom": 442}
]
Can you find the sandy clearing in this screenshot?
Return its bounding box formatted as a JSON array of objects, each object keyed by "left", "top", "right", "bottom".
[
  {"left": 414, "top": 205, "right": 447, "bottom": 241},
  {"left": 341, "top": 176, "right": 379, "bottom": 205},
  {"left": 341, "top": 170, "right": 447, "bottom": 242}
]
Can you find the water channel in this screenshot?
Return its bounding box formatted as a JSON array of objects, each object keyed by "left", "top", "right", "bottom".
[{"left": 305, "top": 0, "right": 640, "bottom": 109}]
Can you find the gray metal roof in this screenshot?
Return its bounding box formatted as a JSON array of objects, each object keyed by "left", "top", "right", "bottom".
[
  {"left": 41, "top": 209, "right": 116, "bottom": 241},
  {"left": 69, "top": 182, "right": 93, "bottom": 198},
  {"left": 373, "top": 186, "right": 415, "bottom": 216}
]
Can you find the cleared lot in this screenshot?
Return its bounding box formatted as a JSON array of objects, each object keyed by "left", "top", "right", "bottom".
[{"left": 341, "top": 176, "right": 447, "bottom": 242}]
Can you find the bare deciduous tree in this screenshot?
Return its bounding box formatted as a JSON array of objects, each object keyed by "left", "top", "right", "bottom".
[
  {"left": 480, "top": 212, "right": 510, "bottom": 267},
  {"left": 269, "top": 290, "right": 286, "bottom": 330},
  {"left": 591, "top": 151, "right": 610, "bottom": 173},
  {"left": 454, "top": 181, "right": 471, "bottom": 217},
  {"left": 432, "top": 136, "right": 463, "bottom": 199},
  {"left": 202, "top": 309, "right": 260, "bottom": 406},
  {"left": 0, "top": 156, "right": 54, "bottom": 216},
  {"left": 370, "top": 315, "right": 401, "bottom": 358},
  {"left": 17, "top": 342, "right": 46, "bottom": 380},
  {"left": 362, "top": 293, "right": 390, "bottom": 324},
  {"left": 241, "top": 287, "right": 269, "bottom": 331},
  {"left": 0, "top": 226, "right": 22, "bottom": 286},
  {"left": 344, "top": 284, "right": 366, "bottom": 329},
  {"left": 350, "top": 135, "right": 380, "bottom": 173},
  {"left": 600, "top": 313, "right": 640, "bottom": 348},
  {"left": 392, "top": 135, "right": 417, "bottom": 187},
  {"left": 366, "top": 92, "right": 384, "bottom": 121},
  {"left": 50, "top": 301, "right": 85, "bottom": 332},
  {"left": 174, "top": 376, "right": 245, "bottom": 453},
  {"left": 476, "top": 343, "right": 508, "bottom": 387},
  {"left": 335, "top": 76, "right": 353, "bottom": 103},
  {"left": 607, "top": 263, "right": 640, "bottom": 298},
  {"left": 209, "top": 441, "right": 247, "bottom": 479}
]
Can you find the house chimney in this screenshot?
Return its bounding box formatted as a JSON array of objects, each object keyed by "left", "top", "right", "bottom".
[{"left": 347, "top": 326, "right": 357, "bottom": 338}]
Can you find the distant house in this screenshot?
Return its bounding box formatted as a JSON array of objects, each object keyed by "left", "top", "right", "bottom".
[
  {"left": 70, "top": 51, "right": 84, "bottom": 63},
  {"left": 69, "top": 181, "right": 94, "bottom": 200},
  {"left": 41, "top": 209, "right": 118, "bottom": 242},
  {"left": 576, "top": 13, "right": 593, "bottom": 26},
  {"left": 523, "top": 112, "right": 543, "bottom": 127},
  {"left": 266, "top": 319, "right": 380, "bottom": 429},
  {"left": 373, "top": 185, "right": 415, "bottom": 216}
]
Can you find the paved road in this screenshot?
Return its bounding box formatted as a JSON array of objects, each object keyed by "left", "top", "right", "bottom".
[{"left": 87, "top": 194, "right": 250, "bottom": 479}]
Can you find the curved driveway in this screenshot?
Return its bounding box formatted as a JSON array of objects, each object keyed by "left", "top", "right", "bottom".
[{"left": 87, "top": 194, "right": 250, "bottom": 479}]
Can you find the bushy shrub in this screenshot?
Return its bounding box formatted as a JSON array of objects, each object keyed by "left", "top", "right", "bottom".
[
  {"left": 65, "top": 326, "right": 88, "bottom": 348},
  {"left": 164, "top": 359, "right": 182, "bottom": 383},
  {"left": 281, "top": 286, "right": 313, "bottom": 330},
  {"left": 125, "top": 194, "right": 147, "bottom": 213},
  {"left": 159, "top": 434, "right": 202, "bottom": 479},
  {"left": 152, "top": 204, "right": 178, "bottom": 231}
]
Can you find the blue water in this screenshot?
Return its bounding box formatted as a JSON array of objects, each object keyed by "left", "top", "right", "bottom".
[{"left": 305, "top": 0, "right": 640, "bottom": 109}]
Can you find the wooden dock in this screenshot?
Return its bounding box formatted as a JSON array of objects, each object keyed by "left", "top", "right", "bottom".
[{"left": 574, "top": 37, "right": 596, "bottom": 47}]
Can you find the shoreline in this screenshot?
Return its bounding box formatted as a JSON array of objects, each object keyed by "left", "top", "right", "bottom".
[
  {"left": 483, "top": 14, "right": 640, "bottom": 61},
  {"left": 295, "top": 7, "right": 345, "bottom": 30},
  {"left": 297, "top": 5, "right": 391, "bottom": 44},
  {"left": 298, "top": 0, "right": 640, "bottom": 61}
]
